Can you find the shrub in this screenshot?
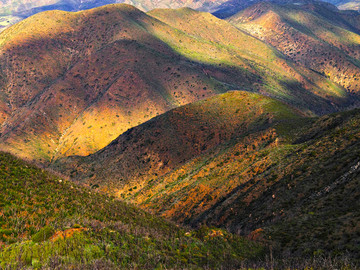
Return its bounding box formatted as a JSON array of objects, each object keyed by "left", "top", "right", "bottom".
[{"left": 32, "top": 226, "right": 55, "bottom": 243}]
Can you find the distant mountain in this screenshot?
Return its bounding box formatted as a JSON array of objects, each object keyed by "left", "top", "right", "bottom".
[
  {"left": 0, "top": 0, "right": 228, "bottom": 31},
  {"left": 0, "top": 0, "right": 226, "bottom": 16},
  {"left": 1, "top": 4, "right": 353, "bottom": 163},
  {"left": 212, "top": 0, "right": 342, "bottom": 18},
  {"left": 228, "top": 2, "right": 360, "bottom": 94},
  {"left": 338, "top": 0, "right": 360, "bottom": 10},
  {"left": 1, "top": 0, "right": 359, "bottom": 32},
  {"left": 53, "top": 90, "right": 360, "bottom": 257}
]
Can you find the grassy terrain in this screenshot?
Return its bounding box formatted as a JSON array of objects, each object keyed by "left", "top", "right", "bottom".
[
  {"left": 0, "top": 151, "right": 265, "bottom": 269},
  {"left": 54, "top": 91, "right": 360, "bottom": 261},
  {"left": 53, "top": 90, "right": 304, "bottom": 195}
]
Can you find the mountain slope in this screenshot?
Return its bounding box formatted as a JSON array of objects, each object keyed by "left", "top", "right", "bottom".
[
  {"left": 0, "top": 4, "right": 354, "bottom": 163},
  {"left": 54, "top": 91, "right": 360, "bottom": 257},
  {"left": 0, "top": 5, "right": 228, "bottom": 162},
  {"left": 338, "top": 0, "right": 360, "bottom": 10},
  {"left": 212, "top": 0, "right": 343, "bottom": 18},
  {"left": 228, "top": 2, "right": 360, "bottom": 95},
  {"left": 0, "top": 0, "right": 228, "bottom": 32},
  {"left": 0, "top": 150, "right": 264, "bottom": 268},
  {"left": 53, "top": 91, "right": 304, "bottom": 191}
]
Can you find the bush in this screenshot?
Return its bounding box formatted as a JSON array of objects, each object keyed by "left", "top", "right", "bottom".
[{"left": 32, "top": 226, "right": 55, "bottom": 243}]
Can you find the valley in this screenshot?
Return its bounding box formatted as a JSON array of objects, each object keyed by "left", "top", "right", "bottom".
[{"left": 0, "top": 1, "right": 359, "bottom": 268}]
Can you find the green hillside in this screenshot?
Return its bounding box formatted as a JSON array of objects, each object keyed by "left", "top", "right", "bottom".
[{"left": 0, "top": 151, "right": 264, "bottom": 269}]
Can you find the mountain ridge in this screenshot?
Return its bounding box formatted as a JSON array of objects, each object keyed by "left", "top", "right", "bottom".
[
  {"left": 53, "top": 90, "right": 360, "bottom": 257},
  {"left": 1, "top": 4, "right": 357, "bottom": 163}
]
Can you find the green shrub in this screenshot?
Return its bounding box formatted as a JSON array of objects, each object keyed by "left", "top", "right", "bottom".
[
  {"left": 32, "top": 226, "right": 55, "bottom": 243},
  {"left": 84, "top": 244, "right": 104, "bottom": 260}
]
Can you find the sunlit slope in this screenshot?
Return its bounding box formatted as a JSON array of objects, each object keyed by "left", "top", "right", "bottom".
[
  {"left": 53, "top": 90, "right": 304, "bottom": 205},
  {"left": 0, "top": 151, "right": 263, "bottom": 268},
  {"left": 148, "top": 7, "right": 353, "bottom": 111},
  {"left": 55, "top": 91, "right": 360, "bottom": 256},
  {"left": 0, "top": 4, "right": 358, "bottom": 163},
  {"left": 228, "top": 2, "right": 360, "bottom": 94},
  {"left": 0, "top": 5, "right": 228, "bottom": 162},
  {"left": 338, "top": 0, "right": 360, "bottom": 10}
]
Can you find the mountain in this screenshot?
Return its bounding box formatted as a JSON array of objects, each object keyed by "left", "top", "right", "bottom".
[
  {"left": 1, "top": 0, "right": 360, "bottom": 32},
  {"left": 53, "top": 90, "right": 360, "bottom": 257},
  {"left": 0, "top": 0, "right": 226, "bottom": 16},
  {"left": 0, "top": 150, "right": 264, "bottom": 268},
  {"left": 228, "top": 2, "right": 360, "bottom": 94},
  {"left": 212, "top": 0, "right": 345, "bottom": 18},
  {"left": 1, "top": 1, "right": 360, "bottom": 265},
  {"left": 53, "top": 91, "right": 304, "bottom": 191},
  {"left": 0, "top": 0, "right": 227, "bottom": 31},
  {"left": 0, "top": 5, "right": 229, "bottom": 162},
  {"left": 337, "top": 0, "right": 360, "bottom": 10},
  {"left": 212, "top": 0, "right": 360, "bottom": 19},
  {"left": 1, "top": 4, "right": 355, "bottom": 163}
]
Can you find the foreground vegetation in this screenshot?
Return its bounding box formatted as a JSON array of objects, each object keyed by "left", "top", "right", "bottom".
[
  {"left": 1, "top": 153, "right": 358, "bottom": 269},
  {"left": 0, "top": 151, "right": 265, "bottom": 269}
]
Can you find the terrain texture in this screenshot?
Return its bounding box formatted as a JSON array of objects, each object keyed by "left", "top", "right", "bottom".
[
  {"left": 0, "top": 2, "right": 359, "bottom": 267},
  {"left": 0, "top": 151, "right": 264, "bottom": 268},
  {"left": 55, "top": 91, "right": 360, "bottom": 258},
  {"left": 1, "top": 4, "right": 358, "bottom": 162}
]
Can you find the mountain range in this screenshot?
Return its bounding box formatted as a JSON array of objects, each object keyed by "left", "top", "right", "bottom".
[
  {"left": 2, "top": 3, "right": 359, "bottom": 163},
  {"left": 0, "top": 0, "right": 360, "bottom": 267},
  {"left": 1, "top": 0, "right": 360, "bottom": 31}
]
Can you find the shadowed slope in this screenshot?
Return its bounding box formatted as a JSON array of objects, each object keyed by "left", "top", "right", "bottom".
[
  {"left": 193, "top": 108, "right": 360, "bottom": 256},
  {"left": 54, "top": 91, "right": 360, "bottom": 257}
]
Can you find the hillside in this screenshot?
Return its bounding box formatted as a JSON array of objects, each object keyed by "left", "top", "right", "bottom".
[
  {"left": 228, "top": 2, "right": 360, "bottom": 96},
  {"left": 0, "top": 5, "right": 228, "bottom": 162},
  {"left": 0, "top": 0, "right": 228, "bottom": 31},
  {"left": 54, "top": 91, "right": 360, "bottom": 258},
  {"left": 338, "top": 0, "right": 360, "bottom": 10},
  {"left": 212, "top": 0, "right": 345, "bottom": 18},
  {"left": 53, "top": 91, "right": 304, "bottom": 190},
  {"left": 1, "top": 0, "right": 359, "bottom": 32},
  {"left": 0, "top": 150, "right": 265, "bottom": 268},
  {"left": 0, "top": 4, "right": 354, "bottom": 163}
]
